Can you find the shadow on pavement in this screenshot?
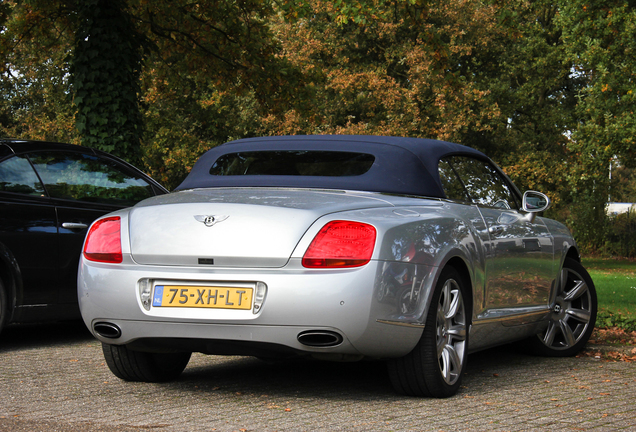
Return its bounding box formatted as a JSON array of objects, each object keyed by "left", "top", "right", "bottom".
[
  {"left": 0, "top": 320, "right": 93, "bottom": 352},
  {"left": 162, "top": 344, "right": 541, "bottom": 399}
]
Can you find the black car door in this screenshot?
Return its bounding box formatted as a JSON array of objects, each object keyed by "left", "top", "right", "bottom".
[
  {"left": 0, "top": 154, "right": 60, "bottom": 308},
  {"left": 27, "top": 150, "right": 158, "bottom": 305}
]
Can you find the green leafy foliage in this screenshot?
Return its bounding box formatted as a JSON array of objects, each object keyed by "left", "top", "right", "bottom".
[
  {"left": 70, "top": 0, "right": 144, "bottom": 165},
  {"left": 604, "top": 210, "right": 636, "bottom": 258},
  {"left": 1, "top": 0, "right": 636, "bottom": 255},
  {"left": 597, "top": 310, "right": 636, "bottom": 332},
  {"left": 0, "top": 0, "right": 79, "bottom": 143},
  {"left": 555, "top": 0, "right": 636, "bottom": 252}
]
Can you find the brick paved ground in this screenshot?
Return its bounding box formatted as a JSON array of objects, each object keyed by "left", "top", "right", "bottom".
[{"left": 1, "top": 322, "right": 634, "bottom": 431}]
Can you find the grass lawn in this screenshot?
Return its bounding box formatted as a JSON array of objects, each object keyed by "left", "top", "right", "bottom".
[{"left": 582, "top": 258, "right": 636, "bottom": 330}]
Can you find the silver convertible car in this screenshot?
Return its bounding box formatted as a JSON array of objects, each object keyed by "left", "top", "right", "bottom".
[{"left": 78, "top": 135, "right": 597, "bottom": 397}]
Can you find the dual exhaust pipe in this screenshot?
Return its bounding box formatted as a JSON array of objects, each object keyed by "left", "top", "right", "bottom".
[
  {"left": 297, "top": 330, "right": 343, "bottom": 347},
  {"left": 94, "top": 322, "right": 343, "bottom": 348},
  {"left": 93, "top": 322, "right": 122, "bottom": 339}
]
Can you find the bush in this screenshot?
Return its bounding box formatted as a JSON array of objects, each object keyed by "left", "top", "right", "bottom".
[{"left": 604, "top": 209, "right": 636, "bottom": 258}]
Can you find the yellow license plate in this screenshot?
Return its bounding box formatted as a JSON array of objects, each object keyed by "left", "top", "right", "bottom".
[{"left": 152, "top": 285, "right": 253, "bottom": 310}]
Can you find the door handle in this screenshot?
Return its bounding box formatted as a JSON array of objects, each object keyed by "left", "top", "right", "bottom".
[
  {"left": 62, "top": 222, "right": 89, "bottom": 230},
  {"left": 488, "top": 225, "right": 504, "bottom": 236}
]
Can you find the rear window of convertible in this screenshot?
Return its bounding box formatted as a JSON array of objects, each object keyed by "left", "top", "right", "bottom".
[{"left": 209, "top": 151, "right": 375, "bottom": 176}]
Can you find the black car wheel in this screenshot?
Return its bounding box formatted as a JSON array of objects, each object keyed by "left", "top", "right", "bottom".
[
  {"left": 102, "top": 343, "right": 191, "bottom": 382},
  {"left": 388, "top": 266, "right": 469, "bottom": 397},
  {"left": 528, "top": 257, "right": 597, "bottom": 357}
]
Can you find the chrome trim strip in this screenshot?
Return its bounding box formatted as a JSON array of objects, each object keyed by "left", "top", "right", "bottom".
[
  {"left": 376, "top": 319, "right": 425, "bottom": 328},
  {"left": 473, "top": 308, "right": 550, "bottom": 325}
]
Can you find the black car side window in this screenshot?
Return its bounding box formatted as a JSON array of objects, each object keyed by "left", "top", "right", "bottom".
[
  {"left": 442, "top": 156, "right": 519, "bottom": 210},
  {"left": 438, "top": 159, "right": 471, "bottom": 202},
  {"left": 0, "top": 155, "right": 46, "bottom": 196},
  {"left": 28, "top": 151, "right": 155, "bottom": 206}
]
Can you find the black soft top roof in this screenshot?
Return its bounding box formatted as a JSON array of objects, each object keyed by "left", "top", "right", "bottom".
[{"left": 175, "top": 135, "right": 489, "bottom": 198}]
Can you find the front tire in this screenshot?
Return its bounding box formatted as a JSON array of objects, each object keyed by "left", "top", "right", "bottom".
[
  {"left": 102, "top": 343, "right": 191, "bottom": 382},
  {"left": 528, "top": 258, "right": 597, "bottom": 357},
  {"left": 388, "top": 266, "right": 469, "bottom": 397}
]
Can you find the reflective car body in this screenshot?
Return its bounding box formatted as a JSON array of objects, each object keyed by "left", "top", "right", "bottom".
[
  {"left": 0, "top": 139, "right": 168, "bottom": 332},
  {"left": 78, "top": 135, "right": 597, "bottom": 397}
]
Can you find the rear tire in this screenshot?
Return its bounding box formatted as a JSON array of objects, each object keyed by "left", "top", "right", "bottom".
[
  {"left": 102, "top": 343, "right": 191, "bottom": 382},
  {"left": 388, "top": 266, "right": 469, "bottom": 397},
  {"left": 527, "top": 258, "right": 597, "bottom": 357}
]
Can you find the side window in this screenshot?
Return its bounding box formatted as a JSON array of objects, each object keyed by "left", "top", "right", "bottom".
[
  {"left": 28, "top": 151, "right": 155, "bottom": 206},
  {"left": 443, "top": 156, "right": 519, "bottom": 210},
  {"left": 0, "top": 155, "right": 46, "bottom": 196},
  {"left": 438, "top": 159, "right": 471, "bottom": 202}
]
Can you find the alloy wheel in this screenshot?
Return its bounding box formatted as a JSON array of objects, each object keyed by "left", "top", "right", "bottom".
[
  {"left": 541, "top": 266, "right": 593, "bottom": 350},
  {"left": 435, "top": 279, "right": 467, "bottom": 386}
]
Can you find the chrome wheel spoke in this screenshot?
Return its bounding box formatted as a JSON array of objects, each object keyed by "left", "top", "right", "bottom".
[
  {"left": 564, "top": 280, "right": 587, "bottom": 302},
  {"left": 559, "top": 318, "right": 576, "bottom": 347},
  {"left": 566, "top": 306, "right": 591, "bottom": 323},
  {"left": 441, "top": 281, "right": 452, "bottom": 314},
  {"left": 558, "top": 268, "right": 568, "bottom": 295},
  {"left": 446, "top": 289, "right": 460, "bottom": 319},
  {"left": 543, "top": 321, "right": 558, "bottom": 346},
  {"left": 447, "top": 323, "right": 466, "bottom": 341},
  {"left": 439, "top": 345, "right": 461, "bottom": 384}
]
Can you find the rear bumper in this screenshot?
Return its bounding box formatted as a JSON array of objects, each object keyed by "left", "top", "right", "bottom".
[{"left": 78, "top": 257, "right": 434, "bottom": 358}]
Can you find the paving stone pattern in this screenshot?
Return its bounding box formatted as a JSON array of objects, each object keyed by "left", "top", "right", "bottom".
[{"left": 1, "top": 322, "right": 635, "bottom": 431}]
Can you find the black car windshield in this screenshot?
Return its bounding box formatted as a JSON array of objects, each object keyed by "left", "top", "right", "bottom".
[{"left": 209, "top": 151, "right": 375, "bottom": 177}]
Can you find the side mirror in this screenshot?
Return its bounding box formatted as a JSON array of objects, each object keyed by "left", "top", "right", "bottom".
[{"left": 522, "top": 191, "right": 550, "bottom": 223}]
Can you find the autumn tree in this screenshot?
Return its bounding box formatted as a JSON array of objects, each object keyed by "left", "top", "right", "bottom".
[
  {"left": 262, "top": 0, "right": 504, "bottom": 141},
  {"left": 0, "top": 1, "right": 78, "bottom": 143},
  {"left": 132, "top": 0, "right": 298, "bottom": 189},
  {"left": 71, "top": 0, "right": 144, "bottom": 164},
  {"left": 556, "top": 0, "right": 636, "bottom": 251},
  {"left": 1, "top": 0, "right": 295, "bottom": 171},
  {"left": 466, "top": 1, "right": 585, "bottom": 207},
  {"left": 2, "top": 0, "right": 635, "bottom": 252}
]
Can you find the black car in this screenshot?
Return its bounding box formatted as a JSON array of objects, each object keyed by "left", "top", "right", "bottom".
[{"left": 0, "top": 139, "right": 168, "bottom": 334}]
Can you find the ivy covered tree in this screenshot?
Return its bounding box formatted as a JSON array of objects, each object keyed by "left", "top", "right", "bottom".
[
  {"left": 71, "top": 0, "right": 144, "bottom": 164},
  {"left": 1, "top": 0, "right": 292, "bottom": 168}
]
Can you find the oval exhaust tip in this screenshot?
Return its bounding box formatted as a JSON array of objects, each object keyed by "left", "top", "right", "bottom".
[
  {"left": 94, "top": 322, "right": 122, "bottom": 339},
  {"left": 297, "top": 330, "right": 343, "bottom": 347}
]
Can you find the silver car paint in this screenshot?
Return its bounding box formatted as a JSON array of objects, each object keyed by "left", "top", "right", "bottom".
[
  {"left": 128, "top": 189, "right": 401, "bottom": 267},
  {"left": 78, "top": 188, "right": 573, "bottom": 359}
]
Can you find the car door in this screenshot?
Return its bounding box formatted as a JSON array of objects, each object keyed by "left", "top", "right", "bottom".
[
  {"left": 439, "top": 156, "right": 554, "bottom": 316},
  {"left": 27, "top": 150, "right": 159, "bottom": 305},
  {"left": 0, "top": 153, "right": 60, "bottom": 307}
]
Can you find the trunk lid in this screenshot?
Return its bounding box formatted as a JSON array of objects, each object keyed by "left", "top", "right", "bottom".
[{"left": 128, "top": 188, "right": 393, "bottom": 267}]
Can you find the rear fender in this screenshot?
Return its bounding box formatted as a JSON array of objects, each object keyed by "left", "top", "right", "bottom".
[{"left": 322, "top": 203, "right": 487, "bottom": 327}]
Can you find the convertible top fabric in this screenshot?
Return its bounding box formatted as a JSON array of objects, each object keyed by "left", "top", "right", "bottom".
[{"left": 175, "top": 135, "right": 489, "bottom": 198}]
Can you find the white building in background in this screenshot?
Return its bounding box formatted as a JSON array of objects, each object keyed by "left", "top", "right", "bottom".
[{"left": 606, "top": 202, "right": 636, "bottom": 216}]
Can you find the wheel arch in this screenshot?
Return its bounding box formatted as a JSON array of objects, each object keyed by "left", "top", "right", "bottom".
[{"left": 564, "top": 246, "right": 581, "bottom": 263}]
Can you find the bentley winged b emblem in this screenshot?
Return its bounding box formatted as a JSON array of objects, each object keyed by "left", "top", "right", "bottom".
[{"left": 194, "top": 215, "right": 229, "bottom": 227}]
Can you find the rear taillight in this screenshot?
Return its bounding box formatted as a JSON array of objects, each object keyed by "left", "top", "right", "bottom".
[
  {"left": 302, "top": 220, "right": 376, "bottom": 268},
  {"left": 83, "top": 217, "right": 122, "bottom": 263}
]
